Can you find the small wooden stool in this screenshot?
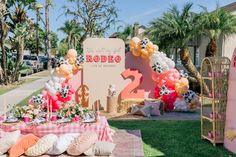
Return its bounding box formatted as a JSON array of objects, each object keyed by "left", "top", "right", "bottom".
[{"left": 107, "top": 96, "right": 118, "bottom": 113}]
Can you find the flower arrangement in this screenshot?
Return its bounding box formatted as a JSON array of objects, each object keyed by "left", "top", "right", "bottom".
[
  {"left": 13, "top": 104, "right": 42, "bottom": 120},
  {"left": 58, "top": 101, "right": 84, "bottom": 118}
]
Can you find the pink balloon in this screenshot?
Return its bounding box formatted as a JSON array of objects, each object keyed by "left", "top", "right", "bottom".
[
  {"left": 51, "top": 95, "right": 58, "bottom": 101},
  {"left": 169, "top": 76, "right": 175, "bottom": 82},
  {"left": 28, "top": 100, "right": 33, "bottom": 105},
  {"left": 49, "top": 100, "right": 62, "bottom": 112},
  {"left": 67, "top": 95, "right": 72, "bottom": 100},
  {"left": 152, "top": 72, "right": 160, "bottom": 82},
  {"left": 55, "top": 100, "right": 63, "bottom": 106},
  {"left": 162, "top": 90, "right": 178, "bottom": 111},
  {"left": 41, "top": 90, "right": 48, "bottom": 97},
  {"left": 70, "top": 88, "right": 75, "bottom": 93}
]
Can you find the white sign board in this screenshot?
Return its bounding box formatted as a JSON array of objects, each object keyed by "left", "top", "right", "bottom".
[{"left": 83, "top": 38, "right": 125, "bottom": 109}]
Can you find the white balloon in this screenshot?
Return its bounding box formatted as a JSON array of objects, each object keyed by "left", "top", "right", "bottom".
[
  {"left": 45, "top": 83, "right": 51, "bottom": 90},
  {"left": 54, "top": 83, "right": 62, "bottom": 91},
  {"left": 53, "top": 76, "right": 60, "bottom": 83},
  {"left": 49, "top": 88, "right": 57, "bottom": 96},
  {"left": 60, "top": 77, "right": 66, "bottom": 82},
  {"left": 149, "top": 50, "right": 176, "bottom": 72}
]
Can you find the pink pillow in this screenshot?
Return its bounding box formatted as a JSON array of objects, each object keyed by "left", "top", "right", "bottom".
[
  {"left": 131, "top": 104, "right": 152, "bottom": 117},
  {"left": 67, "top": 132, "right": 98, "bottom": 156},
  {"left": 144, "top": 100, "right": 162, "bottom": 116}
]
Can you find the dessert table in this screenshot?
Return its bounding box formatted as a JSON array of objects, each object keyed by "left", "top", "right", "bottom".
[{"left": 0, "top": 116, "right": 113, "bottom": 142}]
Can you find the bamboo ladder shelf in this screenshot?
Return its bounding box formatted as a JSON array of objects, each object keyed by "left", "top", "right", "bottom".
[{"left": 200, "top": 57, "right": 230, "bottom": 146}]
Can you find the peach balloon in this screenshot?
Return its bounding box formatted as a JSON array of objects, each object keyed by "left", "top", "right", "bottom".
[
  {"left": 67, "top": 49, "right": 77, "bottom": 64},
  {"left": 175, "top": 78, "right": 189, "bottom": 95},
  {"left": 130, "top": 37, "right": 140, "bottom": 44},
  {"left": 67, "top": 49, "right": 77, "bottom": 57},
  {"left": 129, "top": 37, "right": 157, "bottom": 59},
  {"left": 153, "top": 45, "right": 159, "bottom": 51},
  {"left": 56, "top": 64, "right": 73, "bottom": 79}
]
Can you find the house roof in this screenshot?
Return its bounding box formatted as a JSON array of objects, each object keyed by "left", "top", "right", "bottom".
[
  {"left": 139, "top": 25, "right": 146, "bottom": 30},
  {"left": 221, "top": 2, "right": 236, "bottom": 12},
  {"left": 109, "top": 32, "right": 119, "bottom": 38}
]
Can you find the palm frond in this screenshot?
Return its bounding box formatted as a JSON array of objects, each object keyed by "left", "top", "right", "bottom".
[{"left": 147, "top": 3, "right": 198, "bottom": 50}]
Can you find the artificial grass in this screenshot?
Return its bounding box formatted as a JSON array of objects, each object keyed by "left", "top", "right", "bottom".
[
  {"left": 108, "top": 120, "right": 236, "bottom": 157},
  {"left": 16, "top": 88, "right": 43, "bottom": 106}
]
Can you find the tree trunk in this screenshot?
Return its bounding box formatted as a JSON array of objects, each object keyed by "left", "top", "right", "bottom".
[
  {"left": 15, "top": 38, "right": 24, "bottom": 82},
  {"left": 79, "top": 33, "right": 87, "bottom": 45},
  {"left": 68, "top": 35, "right": 71, "bottom": 49},
  {"left": 205, "top": 38, "right": 217, "bottom": 57},
  {"left": 0, "top": 20, "right": 8, "bottom": 85},
  {"left": 45, "top": 0, "right": 51, "bottom": 70},
  {"left": 179, "top": 47, "right": 209, "bottom": 93}
]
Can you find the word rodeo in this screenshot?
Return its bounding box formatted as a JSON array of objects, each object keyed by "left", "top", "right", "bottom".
[{"left": 86, "top": 55, "right": 122, "bottom": 63}]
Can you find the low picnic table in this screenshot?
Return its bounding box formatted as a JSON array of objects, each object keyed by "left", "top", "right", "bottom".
[{"left": 0, "top": 116, "right": 113, "bottom": 142}]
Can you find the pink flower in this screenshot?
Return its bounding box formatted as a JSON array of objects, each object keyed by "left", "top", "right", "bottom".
[
  {"left": 33, "top": 109, "right": 39, "bottom": 115},
  {"left": 23, "top": 113, "right": 30, "bottom": 118},
  {"left": 66, "top": 110, "right": 71, "bottom": 116}
]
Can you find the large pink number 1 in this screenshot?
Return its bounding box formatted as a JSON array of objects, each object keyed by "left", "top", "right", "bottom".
[{"left": 121, "top": 69, "right": 145, "bottom": 99}]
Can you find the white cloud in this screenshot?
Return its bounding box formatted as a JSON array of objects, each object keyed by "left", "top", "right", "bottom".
[{"left": 129, "top": 7, "right": 161, "bottom": 19}]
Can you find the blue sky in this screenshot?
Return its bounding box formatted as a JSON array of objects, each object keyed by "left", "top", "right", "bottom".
[{"left": 28, "top": 0, "right": 236, "bottom": 41}]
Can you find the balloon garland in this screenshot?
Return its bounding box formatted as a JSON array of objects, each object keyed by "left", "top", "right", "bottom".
[
  {"left": 27, "top": 37, "right": 199, "bottom": 112},
  {"left": 129, "top": 37, "right": 200, "bottom": 111},
  {"left": 29, "top": 49, "right": 84, "bottom": 112},
  {"left": 129, "top": 37, "right": 158, "bottom": 59}
]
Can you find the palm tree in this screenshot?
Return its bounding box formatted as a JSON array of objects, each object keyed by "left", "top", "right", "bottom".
[
  {"left": 116, "top": 25, "right": 133, "bottom": 41},
  {"left": 14, "top": 23, "right": 29, "bottom": 81},
  {"left": 115, "top": 25, "right": 133, "bottom": 52},
  {"left": 7, "top": 0, "right": 35, "bottom": 81},
  {"left": 58, "top": 20, "right": 82, "bottom": 49},
  {"left": 0, "top": 0, "right": 9, "bottom": 84},
  {"left": 147, "top": 3, "right": 209, "bottom": 93},
  {"left": 200, "top": 6, "right": 236, "bottom": 57},
  {"left": 45, "top": 0, "right": 53, "bottom": 70},
  {"left": 71, "top": 27, "right": 81, "bottom": 49}
]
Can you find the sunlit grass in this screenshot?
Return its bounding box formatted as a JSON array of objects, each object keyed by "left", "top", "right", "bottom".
[{"left": 109, "top": 120, "right": 235, "bottom": 157}]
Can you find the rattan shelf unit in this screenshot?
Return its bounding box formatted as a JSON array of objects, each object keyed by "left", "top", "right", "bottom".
[{"left": 200, "top": 57, "right": 230, "bottom": 146}]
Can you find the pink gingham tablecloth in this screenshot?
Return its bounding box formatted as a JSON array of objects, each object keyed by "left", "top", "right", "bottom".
[{"left": 0, "top": 116, "right": 113, "bottom": 142}]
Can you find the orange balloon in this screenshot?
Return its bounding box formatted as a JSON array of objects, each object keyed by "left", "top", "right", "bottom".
[
  {"left": 140, "top": 49, "right": 149, "bottom": 59},
  {"left": 132, "top": 50, "right": 141, "bottom": 56}
]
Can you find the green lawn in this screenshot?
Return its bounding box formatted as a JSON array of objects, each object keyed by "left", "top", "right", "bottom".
[
  {"left": 109, "top": 120, "right": 235, "bottom": 157},
  {"left": 0, "top": 78, "right": 38, "bottom": 95},
  {"left": 16, "top": 88, "right": 43, "bottom": 106}
]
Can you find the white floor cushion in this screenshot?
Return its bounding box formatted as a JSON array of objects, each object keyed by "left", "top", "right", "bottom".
[
  {"left": 0, "top": 130, "right": 21, "bottom": 155},
  {"left": 25, "top": 134, "right": 57, "bottom": 157},
  {"left": 84, "top": 141, "right": 116, "bottom": 156},
  {"left": 67, "top": 132, "right": 98, "bottom": 156},
  {"left": 47, "top": 133, "right": 79, "bottom": 155}
]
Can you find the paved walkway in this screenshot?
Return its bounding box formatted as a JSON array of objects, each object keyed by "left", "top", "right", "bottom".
[
  {"left": 102, "top": 110, "right": 200, "bottom": 121},
  {"left": 0, "top": 71, "right": 50, "bottom": 115}
]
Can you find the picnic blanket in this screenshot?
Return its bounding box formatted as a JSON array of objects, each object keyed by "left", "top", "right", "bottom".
[{"left": 0, "top": 116, "right": 113, "bottom": 142}]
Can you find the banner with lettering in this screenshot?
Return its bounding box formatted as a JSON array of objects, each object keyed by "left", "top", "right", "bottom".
[{"left": 83, "top": 38, "right": 126, "bottom": 109}]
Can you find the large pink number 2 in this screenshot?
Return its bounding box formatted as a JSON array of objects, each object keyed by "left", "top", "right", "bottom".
[{"left": 121, "top": 69, "right": 145, "bottom": 99}]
